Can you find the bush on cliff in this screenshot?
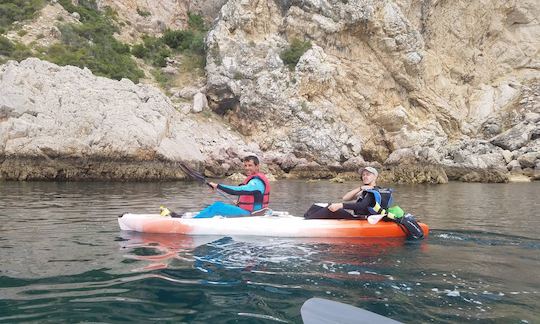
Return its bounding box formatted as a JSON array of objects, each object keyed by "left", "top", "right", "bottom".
[
  {"left": 281, "top": 38, "right": 312, "bottom": 70},
  {"left": 0, "top": 0, "right": 46, "bottom": 31},
  {"left": 44, "top": 0, "right": 144, "bottom": 82},
  {"left": 0, "top": 36, "right": 33, "bottom": 64},
  {"left": 132, "top": 35, "right": 171, "bottom": 67},
  {"left": 131, "top": 13, "right": 207, "bottom": 69},
  {"left": 187, "top": 12, "right": 206, "bottom": 33}
]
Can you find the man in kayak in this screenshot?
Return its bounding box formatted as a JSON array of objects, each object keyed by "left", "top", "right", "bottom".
[
  {"left": 193, "top": 155, "right": 271, "bottom": 218},
  {"left": 304, "top": 166, "right": 382, "bottom": 219}
]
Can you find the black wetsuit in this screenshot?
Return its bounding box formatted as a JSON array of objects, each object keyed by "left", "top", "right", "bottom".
[{"left": 304, "top": 189, "right": 377, "bottom": 219}]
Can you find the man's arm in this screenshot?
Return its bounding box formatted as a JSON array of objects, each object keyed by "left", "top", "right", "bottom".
[
  {"left": 342, "top": 194, "right": 375, "bottom": 214},
  {"left": 342, "top": 187, "right": 362, "bottom": 201},
  {"left": 342, "top": 185, "right": 375, "bottom": 201},
  {"left": 215, "top": 178, "right": 265, "bottom": 196},
  {"left": 328, "top": 194, "right": 375, "bottom": 214}
]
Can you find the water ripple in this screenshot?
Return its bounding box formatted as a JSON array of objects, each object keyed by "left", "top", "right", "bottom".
[{"left": 1, "top": 181, "right": 539, "bottom": 323}]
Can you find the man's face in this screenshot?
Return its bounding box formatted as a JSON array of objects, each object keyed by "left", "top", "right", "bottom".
[
  {"left": 361, "top": 170, "right": 376, "bottom": 184},
  {"left": 243, "top": 160, "right": 259, "bottom": 176}
]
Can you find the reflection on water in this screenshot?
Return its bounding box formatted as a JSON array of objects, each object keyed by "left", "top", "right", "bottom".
[{"left": 0, "top": 180, "right": 539, "bottom": 323}]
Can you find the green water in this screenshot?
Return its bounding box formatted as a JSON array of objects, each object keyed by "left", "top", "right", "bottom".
[{"left": 0, "top": 180, "right": 539, "bottom": 323}]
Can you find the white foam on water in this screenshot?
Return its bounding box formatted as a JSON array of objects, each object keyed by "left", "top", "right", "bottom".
[
  {"left": 445, "top": 289, "right": 460, "bottom": 297},
  {"left": 237, "top": 312, "right": 288, "bottom": 323},
  {"left": 437, "top": 233, "right": 464, "bottom": 240}
]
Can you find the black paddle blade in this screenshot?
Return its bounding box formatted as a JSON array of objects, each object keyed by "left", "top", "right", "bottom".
[{"left": 178, "top": 162, "right": 209, "bottom": 186}]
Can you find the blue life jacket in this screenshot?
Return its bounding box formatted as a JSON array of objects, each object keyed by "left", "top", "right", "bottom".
[{"left": 365, "top": 188, "right": 394, "bottom": 216}]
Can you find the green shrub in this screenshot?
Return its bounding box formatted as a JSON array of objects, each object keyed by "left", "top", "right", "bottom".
[
  {"left": 0, "top": 36, "right": 14, "bottom": 56},
  {"left": 281, "top": 38, "right": 311, "bottom": 69},
  {"left": 137, "top": 27, "right": 206, "bottom": 69},
  {"left": 0, "top": 0, "right": 46, "bottom": 31},
  {"left": 132, "top": 35, "right": 171, "bottom": 67},
  {"left": 163, "top": 29, "right": 206, "bottom": 54},
  {"left": 102, "top": 6, "right": 118, "bottom": 21},
  {"left": 151, "top": 68, "right": 171, "bottom": 88},
  {"left": 162, "top": 29, "right": 194, "bottom": 51},
  {"left": 46, "top": 0, "right": 144, "bottom": 82},
  {"left": 43, "top": 42, "right": 144, "bottom": 82},
  {"left": 50, "top": 1, "right": 207, "bottom": 79},
  {"left": 163, "top": 12, "right": 206, "bottom": 54},
  {"left": 136, "top": 8, "right": 151, "bottom": 17},
  {"left": 0, "top": 35, "right": 33, "bottom": 63},
  {"left": 189, "top": 33, "right": 205, "bottom": 55},
  {"left": 131, "top": 43, "right": 148, "bottom": 58},
  {"left": 187, "top": 12, "right": 206, "bottom": 32}
]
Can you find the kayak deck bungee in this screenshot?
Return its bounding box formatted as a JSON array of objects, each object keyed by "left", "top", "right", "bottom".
[{"left": 118, "top": 212, "right": 429, "bottom": 238}]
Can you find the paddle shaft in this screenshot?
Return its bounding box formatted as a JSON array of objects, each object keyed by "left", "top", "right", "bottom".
[{"left": 178, "top": 162, "right": 238, "bottom": 204}]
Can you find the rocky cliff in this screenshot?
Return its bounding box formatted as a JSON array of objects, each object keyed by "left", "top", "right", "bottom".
[
  {"left": 205, "top": 0, "right": 539, "bottom": 182},
  {"left": 0, "top": 58, "right": 258, "bottom": 180},
  {"left": 0, "top": 0, "right": 539, "bottom": 182}
]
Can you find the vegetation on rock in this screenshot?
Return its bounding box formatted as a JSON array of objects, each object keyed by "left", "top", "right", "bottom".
[
  {"left": 0, "top": 0, "right": 46, "bottom": 32},
  {"left": 48, "top": 0, "right": 144, "bottom": 82},
  {"left": 132, "top": 13, "right": 207, "bottom": 70},
  {"left": 280, "top": 38, "right": 311, "bottom": 69},
  {"left": 0, "top": 2, "right": 209, "bottom": 85},
  {"left": 0, "top": 36, "right": 32, "bottom": 64}
]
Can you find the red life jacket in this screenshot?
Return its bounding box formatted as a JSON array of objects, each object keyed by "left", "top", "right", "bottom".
[{"left": 237, "top": 173, "right": 271, "bottom": 212}]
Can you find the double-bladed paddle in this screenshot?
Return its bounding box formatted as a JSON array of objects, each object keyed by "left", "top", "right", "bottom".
[
  {"left": 301, "top": 297, "right": 402, "bottom": 324},
  {"left": 178, "top": 162, "right": 237, "bottom": 204}
]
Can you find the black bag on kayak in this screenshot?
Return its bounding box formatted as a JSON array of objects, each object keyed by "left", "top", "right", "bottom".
[{"left": 397, "top": 213, "right": 424, "bottom": 240}]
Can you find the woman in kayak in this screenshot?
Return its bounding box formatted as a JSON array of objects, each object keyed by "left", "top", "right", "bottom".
[
  {"left": 193, "top": 155, "right": 271, "bottom": 218},
  {"left": 304, "top": 166, "right": 383, "bottom": 219}
]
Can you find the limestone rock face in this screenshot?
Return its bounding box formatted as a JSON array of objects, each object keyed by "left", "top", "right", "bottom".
[
  {"left": 0, "top": 59, "right": 253, "bottom": 180},
  {"left": 203, "top": 0, "right": 539, "bottom": 181},
  {"left": 2, "top": 0, "right": 539, "bottom": 182},
  {"left": 206, "top": 0, "right": 430, "bottom": 166},
  {"left": 96, "top": 0, "right": 227, "bottom": 42},
  {"left": 95, "top": 0, "right": 188, "bottom": 42}
]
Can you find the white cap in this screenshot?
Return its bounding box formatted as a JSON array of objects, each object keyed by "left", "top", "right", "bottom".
[{"left": 359, "top": 166, "right": 378, "bottom": 177}]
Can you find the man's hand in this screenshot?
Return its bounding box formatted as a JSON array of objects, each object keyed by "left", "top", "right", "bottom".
[
  {"left": 328, "top": 203, "right": 343, "bottom": 212},
  {"left": 208, "top": 182, "right": 218, "bottom": 190}
]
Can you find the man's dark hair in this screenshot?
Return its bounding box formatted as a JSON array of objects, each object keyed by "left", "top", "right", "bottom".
[{"left": 243, "top": 155, "right": 259, "bottom": 165}]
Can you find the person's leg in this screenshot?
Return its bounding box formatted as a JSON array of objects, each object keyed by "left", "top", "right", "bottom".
[
  {"left": 304, "top": 205, "right": 355, "bottom": 219},
  {"left": 194, "top": 201, "right": 224, "bottom": 218},
  {"left": 194, "top": 201, "right": 250, "bottom": 218},
  {"left": 216, "top": 204, "right": 251, "bottom": 217}
]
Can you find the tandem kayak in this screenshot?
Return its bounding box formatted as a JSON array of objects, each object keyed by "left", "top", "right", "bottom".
[{"left": 118, "top": 212, "right": 429, "bottom": 238}]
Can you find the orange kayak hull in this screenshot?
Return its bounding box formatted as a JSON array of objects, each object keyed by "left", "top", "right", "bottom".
[{"left": 118, "top": 213, "right": 429, "bottom": 238}]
